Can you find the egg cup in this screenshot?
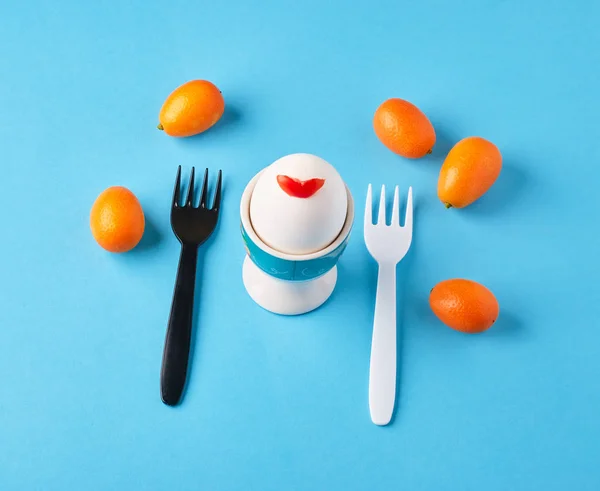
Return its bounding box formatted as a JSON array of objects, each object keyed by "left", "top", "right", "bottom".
[{"left": 240, "top": 170, "right": 355, "bottom": 315}]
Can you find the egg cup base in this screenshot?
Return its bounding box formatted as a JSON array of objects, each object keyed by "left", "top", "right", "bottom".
[{"left": 242, "top": 255, "right": 337, "bottom": 315}]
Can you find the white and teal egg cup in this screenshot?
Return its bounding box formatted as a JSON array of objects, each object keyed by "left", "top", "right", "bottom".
[{"left": 240, "top": 170, "right": 354, "bottom": 315}]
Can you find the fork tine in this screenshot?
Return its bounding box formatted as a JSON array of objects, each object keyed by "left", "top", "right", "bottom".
[
  {"left": 377, "top": 185, "right": 386, "bottom": 225},
  {"left": 172, "top": 165, "right": 182, "bottom": 208},
  {"left": 364, "top": 184, "right": 373, "bottom": 227},
  {"left": 186, "top": 167, "right": 195, "bottom": 206},
  {"left": 404, "top": 186, "right": 413, "bottom": 230},
  {"left": 391, "top": 185, "right": 400, "bottom": 226},
  {"left": 199, "top": 168, "right": 209, "bottom": 208},
  {"left": 211, "top": 170, "right": 222, "bottom": 211}
]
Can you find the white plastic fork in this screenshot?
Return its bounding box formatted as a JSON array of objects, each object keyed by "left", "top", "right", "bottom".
[{"left": 364, "top": 184, "right": 413, "bottom": 426}]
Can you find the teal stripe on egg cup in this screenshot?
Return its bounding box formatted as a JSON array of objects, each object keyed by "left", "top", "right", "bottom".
[{"left": 240, "top": 171, "right": 355, "bottom": 283}]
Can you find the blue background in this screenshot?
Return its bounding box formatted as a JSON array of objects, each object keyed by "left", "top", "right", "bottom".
[{"left": 1, "top": 0, "right": 599, "bottom": 489}]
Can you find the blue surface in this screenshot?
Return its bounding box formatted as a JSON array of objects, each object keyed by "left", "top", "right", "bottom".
[{"left": 1, "top": 0, "right": 599, "bottom": 489}]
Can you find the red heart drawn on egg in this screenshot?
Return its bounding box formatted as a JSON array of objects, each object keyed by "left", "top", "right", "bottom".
[{"left": 276, "top": 175, "right": 326, "bottom": 198}]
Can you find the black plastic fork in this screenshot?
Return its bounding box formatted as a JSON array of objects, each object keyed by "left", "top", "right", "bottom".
[{"left": 160, "top": 166, "right": 222, "bottom": 406}]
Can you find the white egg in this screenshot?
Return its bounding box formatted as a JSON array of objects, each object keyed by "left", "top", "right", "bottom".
[{"left": 249, "top": 153, "right": 348, "bottom": 255}]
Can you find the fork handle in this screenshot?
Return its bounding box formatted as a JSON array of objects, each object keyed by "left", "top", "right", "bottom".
[
  {"left": 369, "top": 263, "right": 397, "bottom": 425},
  {"left": 161, "top": 244, "right": 198, "bottom": 406}
]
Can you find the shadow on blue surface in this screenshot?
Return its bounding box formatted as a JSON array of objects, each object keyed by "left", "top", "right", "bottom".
[
  {"left": 428, "top": 124, "right": 460, "bottom": 162},
  {"left": 485, "top": 309, "right": 526, "bottom": 339},
  {"left": 461, "top": 159, "right": 531, "bottom": 217},
  {"left": 182, "top": 249, "right": 207, "bottom": 406},
  {"left": 387, "top": 248, "right": 414, "bottom": 427},
  {"left": 175, "top": 102, "right": 245, "bottom": 145},
  {"left": 136, "top": 214, "right": 164, "bottom": 252},
  {"left": 184, "top": 184, "right": 227, "bottom": 405}
]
